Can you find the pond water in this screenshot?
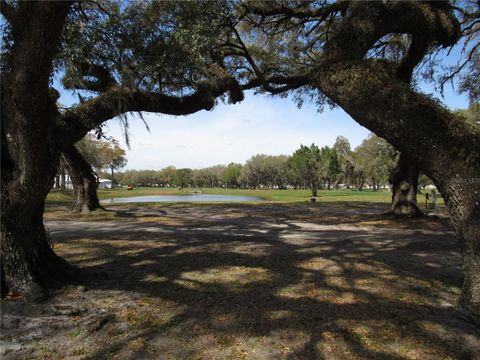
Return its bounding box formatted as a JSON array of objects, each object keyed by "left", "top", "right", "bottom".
[{"left": 101, "top": 194, "right": 263, "bottom": 204}]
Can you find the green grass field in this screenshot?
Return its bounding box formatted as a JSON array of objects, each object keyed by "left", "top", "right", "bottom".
[{"left": 47, "top": 187, "right": 443, "bottom": 205}]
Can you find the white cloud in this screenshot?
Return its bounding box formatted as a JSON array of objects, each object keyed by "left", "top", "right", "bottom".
[{"left": 102, "top": 93, "right": 370, "bottom": 170}]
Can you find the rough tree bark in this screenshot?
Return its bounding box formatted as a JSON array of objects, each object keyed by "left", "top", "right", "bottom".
[
  {"left": 1, "top": 2, "right": 77, "bottom": 295},
  {"left": 62, "top": 145, "right": 104, "bottom": 213},
  {"left": 389, "top": 153, "right": 423, "bottom": 216},
  {"left": 243, "top": 0, "right": 479, "bottom": 319},
  {"left": 2, "top": 0, "right": 478, "bottom": 322},
  {"left": 317, "top": 61, "right": 480, "bottom": 320},
  {"left": 1, "top": 2, "right": 244, "bottom": 297},
  {"left": 298, "top": 2, "right": 480, "bottom": 319}
]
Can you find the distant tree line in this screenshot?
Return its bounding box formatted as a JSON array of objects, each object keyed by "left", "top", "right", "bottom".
[
  {"left": 112, "top": 102, "right": 478, "bottom": 195},
  {"left": 115, "top": 134, "right": 431, "bottom": 196}
]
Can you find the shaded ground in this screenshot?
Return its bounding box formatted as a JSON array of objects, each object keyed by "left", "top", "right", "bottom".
[{"left": 1, "top": 203, "right": 479, "bottom": 359}]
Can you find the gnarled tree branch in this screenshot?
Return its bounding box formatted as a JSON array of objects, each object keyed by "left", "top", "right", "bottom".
[
  {"left": 59, "top": 67, "right": 244, "bottom": 146},
  {"left": 63, "top": 63, "right": 117, "bottom": 93},
  {"left": 242, "top": 0, "right": 349, "bottom": 21}
]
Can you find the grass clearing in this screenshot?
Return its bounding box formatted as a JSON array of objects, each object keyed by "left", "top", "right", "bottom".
[
  {"left": 48, "top": 187, "right": 396, "bottom": 203},
  {"left": 47, "top": 187, "right": 445, "bottom": 207}
]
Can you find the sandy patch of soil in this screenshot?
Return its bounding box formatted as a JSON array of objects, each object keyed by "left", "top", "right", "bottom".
[{"left": 2, "top": 204, "right": 479, "bottom": 359}]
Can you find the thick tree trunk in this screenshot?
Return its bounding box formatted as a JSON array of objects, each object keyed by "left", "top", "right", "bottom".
[
  {"left": 1, "top": 2, "right": 75, "bottom": 296},
  {"left": 1, "top": 197, "right": 76, "bottom": 296},
  {"left": 389, "top": 153, "right": 422, "bottom": 216},
  {"left": 1, "top": 111, "right": 77, "bottom": 295},
  {"left": 110, "top": 166, "right": 115, "bottom": 188},
  {"left": 316, "top": 60, "right": 480, "bottom": 320},
  {"left": 1, "top": 111, "right": 78, "bottom": 295},
  {"left": 60, "top": 172, "right": 66, "bottom": 190},
  {"left": 62, "top": 145, "right": 104, "bottom": 213},
  {"left": 441, "top": 177, "right": 480, "bottom": 320}
]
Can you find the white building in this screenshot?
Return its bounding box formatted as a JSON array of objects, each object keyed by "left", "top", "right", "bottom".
[{"left": 98, "top": 179, "right": 112, "bottom": 189}]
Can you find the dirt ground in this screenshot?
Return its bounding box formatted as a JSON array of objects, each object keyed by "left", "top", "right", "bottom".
[{"left": 1, "top": 203, "right": 479, "bottom": 359}]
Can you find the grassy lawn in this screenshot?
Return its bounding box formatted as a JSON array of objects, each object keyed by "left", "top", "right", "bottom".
[{"left": 47, "top": 187, "right": 444, "bottom": 207}]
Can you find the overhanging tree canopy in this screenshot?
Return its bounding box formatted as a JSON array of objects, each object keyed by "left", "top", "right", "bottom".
[
  {"left": 228, "top": 0, "right": 479, "bottom": 320},
  {"left": 1, "top": 0, "right": 479, "bottom": 320},
  {"left": 0, "top": 0, "right": 245, "bottom": 298}
]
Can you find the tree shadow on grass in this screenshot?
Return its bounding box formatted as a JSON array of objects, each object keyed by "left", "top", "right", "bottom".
[{"left": 45, "top": 206, "right": 479, "bottom": 359}]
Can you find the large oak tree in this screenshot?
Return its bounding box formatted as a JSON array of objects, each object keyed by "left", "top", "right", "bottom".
[
  {"left": 1, "top": 0, "right": 479, "bottom": 322},
  {"left": 233, "top": 0, "right": 480, "bottom": 319},
  {"left": 0, "top": 1, "right": 243, "bottom": 297}
]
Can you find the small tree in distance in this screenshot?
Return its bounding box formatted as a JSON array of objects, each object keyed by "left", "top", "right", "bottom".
[
  {"left": 174, "top": 168, "right": 193, "bottom": 188},
  {"left": 98, "top": 140, "right": 127, "bottom": 187},
  {"left": 223, "top": 163, "right": 242, "bottom": 189},
  {"left": 289, "top": 144, "right": 321, "bottom": 197}
]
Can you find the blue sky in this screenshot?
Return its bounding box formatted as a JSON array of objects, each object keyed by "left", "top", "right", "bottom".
[
  {"left": 1, "top": 3, "right": 472, "bottom": 170},
  {"left": 59, "top": 84, "right": 469, "bottom": 170},
  {"left": 57, "top": 50, "right": 470, "bottom": 170},
  {"left": 100, "top": 93, "right": 371, "bottom": 169}
]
